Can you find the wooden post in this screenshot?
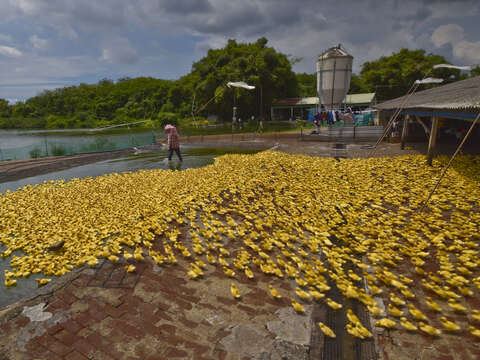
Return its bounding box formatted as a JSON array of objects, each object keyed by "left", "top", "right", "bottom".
[
  {"left": 401, "top": 115, "right": 409, "bottom": 149},
  {"left": 426, "top": 116, "right": 439, "bottom": 166}
]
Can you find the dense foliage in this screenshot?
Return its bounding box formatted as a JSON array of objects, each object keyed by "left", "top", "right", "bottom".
[
  {"left": 0, "top": 45, "right": 476, "bottom": 129},
  {"left": 295, "top": 73, "right": 316, "bottom": 97},
  {"left": 359, "top": 49, "right": 467, "bottom": 101}
]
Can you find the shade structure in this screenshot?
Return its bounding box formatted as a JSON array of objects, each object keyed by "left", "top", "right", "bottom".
[{"left": 317, "top": 45, "right": 353, "bottom": 110}]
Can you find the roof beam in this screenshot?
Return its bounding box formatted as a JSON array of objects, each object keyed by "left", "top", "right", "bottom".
[{"left": 380, "top": 109, "right": 477, "bottom": 121}]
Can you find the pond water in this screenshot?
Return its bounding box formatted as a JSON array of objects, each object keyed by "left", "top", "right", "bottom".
[
  {"left": 0, "top": 129, "right": 158, "bottom": 161},
  {"left": 0, "top": 121, "right": 299, "bottom": 161},
  {"left": 0, "top": 146, "right": 264, "bottom": 309}
]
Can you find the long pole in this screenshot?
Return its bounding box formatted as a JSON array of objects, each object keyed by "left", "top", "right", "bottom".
[
  {"left": 369, "top": 67, "right": 434, "bottom": 156},
  {"left": 368, "top": 81, "right": 420, "bottom": 156},
  {"left": 419, "top": 111, "right": 480, "bottom": 212}
]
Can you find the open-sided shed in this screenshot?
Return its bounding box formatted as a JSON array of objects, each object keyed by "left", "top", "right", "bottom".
[{"left": 375, "top": 76, "right": 480, "bottom": 164}]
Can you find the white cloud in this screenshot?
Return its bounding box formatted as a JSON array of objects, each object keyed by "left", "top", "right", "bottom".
[
  {"left": 431, "top": 24, "right": 464, "bottom": 47},
  {"left": 452, "top": 40, "right": 480, "bottom": 64},
  {"left": 29, "top": 35, "right": 49, "bottom": 50},
  {"left": 0, "top": 45, "right": 22, "bottom": 57},
  {"left": 101, "top": 37, "right": 138, "bottom": 65},
  {"left": 431, "top": 23, "right": 480, "bottom": 64}
]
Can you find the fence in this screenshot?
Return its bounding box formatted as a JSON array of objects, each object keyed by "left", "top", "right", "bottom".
[{"left": 0, "top": 131, "right": 156, "bottom": 161}]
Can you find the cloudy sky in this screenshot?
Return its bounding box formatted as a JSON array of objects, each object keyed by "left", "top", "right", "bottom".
[{"left": 0, "top": 0, "right": 479, "bottom": 101}]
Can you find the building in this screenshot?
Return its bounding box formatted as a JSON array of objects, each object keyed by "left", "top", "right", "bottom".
[
  {"left": 375, "top": 76, "right": 480, "bottom": 164},
  {"left": 271, "top": 93, "right": 376, "bottom": 121}
]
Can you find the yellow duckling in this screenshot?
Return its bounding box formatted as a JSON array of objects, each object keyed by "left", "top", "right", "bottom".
[
  {"left": 187, "top": 268, "right": 199, "bottom": 279},
  {"left": 195, "top": 259, "right": 207, "bottom": 269},
  {"left": 369, "top": 285, "right": 383, "bottom": 295},
  {"left": 167, "top": 253, "right": 177, "bottom": 264},
  {"left": 345, "top": 285, "right": 360, "bottom": 299},
  {"left": 399, "top": 317, "right": 417, "bottom": 331},
  {"left": 346, "top": 323, "right": 364, "bottom": 339},
  {"left": 375, "top": 318, "right": 396, "bottom": 329},
  {"left": 218, "top": 256, "right": 229, "bottom": 267},
  {"left": 318, "top": 322, "right": 336, "bottom": 338},
  {"left": 348, "top": 270, "right": 362, "bottom": 282},
  {"left": 269, "top": 285, "right": 282, "bottom": 299},
  {"left": 408, "top": 305, "right": 427, "bottom": 321},
  {"left": 295, "top": 276, "right": 308, "bottom": 287},
  {"left": 368, "top": 305, "right": 384, "bottom": 317},
  {"left": 447, "top": 299, "right": 467, "bottom": 313},
  {"left": 418, "top": 322, "right": 441, "bottom": 336},
  {"left": 37, "top": 278, "right": 51, "bottom": 287},
  {"left": 125, "top": 264, "right": 136, "bottom": 273},
  {"left": 316, "top": 283, "right": 331, "bottom": 292},
  {"left": 244, "top": 267, "right": 254, "bottom": 279},
  {"left": 439, "top": 317, "right": 460, "bottom": 332},
  {"left": 309, "top": 287, "right": 325, "bottom": 301},
  {"left": 295, "top": 287, "right": 312, "bottom": 302},
  {"left": 223, "top": 267, "right": 235, "bottom": 278},
  {"left": 326, "top": 298, "right": 343, "bottom": 310},
  {"left": 134, "top": 248, "right": 144, "bottom": 261},
  {"left": 190, "top": 263, "right": 204, "bottom": 277},
  {"left": 388, "top": 304, "right": 404, "bottom": 317},
  {"left": 87, "top": 257, "right": 98, "bottom": 266},
  {"left": 5, "top": 278, "right": 16, "bottom": 287},
  {"left": 425, "top": 297, "right": 441, "bottom": 312},
  {"left": 291, "top": 298, "right": 305, "bottom": 313},
  {"left": 459, "top": 286, "right": 473, "bottom": 297},
  {"left": 471, "top": 310, "right": 480, "bottom": 323},
  {"left": 123, "top": 251, "right": 133, "bottom": 260},
  {"left": 468, "top": 326, "right": 480, "bottom": 338},
  {"left": 181, "top": 248, "right": 192, "bottom": 258},
  {"left": 400, "top": 288, "right": 415, "bottom": 299},
  {"left": 346, "top": 323, "right": 372, "bottom": 339},
  {"left": 347, "top": 309, "right": 360, "bottom": 324},
  {"left": 390, "top": 293, "right": 406, "bottom": 306},
  {"left": 108, "top": 254, "right": 119, "bottom": 262},
  {"left": 230, "top": 283, "right": 241, "bottom": 299},
  {"left": 206, "top": 252, "right": 216, "bottom": 264}
]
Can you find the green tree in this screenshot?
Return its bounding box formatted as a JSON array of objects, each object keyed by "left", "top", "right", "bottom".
[
  {"left": 179, "top": 38, "right": 298, "bottom": 121},
  {"left": 296, "top": 73, "right": 316, "bottom": 97},
  {"left": 360, "top": 49, "right": 462, "bottom": 101},
  {"left": 349, "top": 73, "right": 370, "bottom": 94},
  {"left": 0, "top": 98, "right": 11, "bottom": 118},
  {"left": 471, "top": 66, "right": 480, "bottom": 77}
]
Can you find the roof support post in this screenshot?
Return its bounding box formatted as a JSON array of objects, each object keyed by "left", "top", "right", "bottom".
[
  {"left": 426, "top": 116, "right": 439, "bottom": 166},
  {"left": 401, "top": 114, "right": 409, "bottom": 150},
  {"left": 291, "top": 107, "right": 294, "bottom": 120}
]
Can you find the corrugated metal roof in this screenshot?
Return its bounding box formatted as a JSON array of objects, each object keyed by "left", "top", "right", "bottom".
[
  {"left": 271, "top": 98, "right": 302, "bottom": 106},
  {"left": 345, "top": 93, "right": 376, "bottom": 104},
  {"left": 375, "top": 76, "right": 480, "bottom": 111},
  {"left": 297, "top": 97, "right": 319, "bottom": 105},
  {"left": 272, "top": 93, "right": 376, "bottom": 107},
  {"left": 318, "top": 45, "right": 353, "bottom": 60}
]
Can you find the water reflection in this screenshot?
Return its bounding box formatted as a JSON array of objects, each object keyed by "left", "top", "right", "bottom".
[{"left": 168, "top": 160, "right": 183, "bottom": 171}]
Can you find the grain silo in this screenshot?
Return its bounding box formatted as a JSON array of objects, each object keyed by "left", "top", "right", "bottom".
[{"left": 317, "top": 44, "right": 353, "bottom": 110}]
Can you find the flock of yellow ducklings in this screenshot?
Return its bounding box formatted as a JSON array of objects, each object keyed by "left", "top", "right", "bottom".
[{"left": 1, "top": 152, "right": 479, "bottom": 340}]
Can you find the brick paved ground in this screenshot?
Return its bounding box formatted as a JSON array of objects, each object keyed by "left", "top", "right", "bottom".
[{"left": 0, "top": 255, "right": 320, "bottom": 360}]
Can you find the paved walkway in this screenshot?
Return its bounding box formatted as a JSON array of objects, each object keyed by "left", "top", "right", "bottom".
[{"left": 0, "top": 255, "right": 322, "bottom": 360}]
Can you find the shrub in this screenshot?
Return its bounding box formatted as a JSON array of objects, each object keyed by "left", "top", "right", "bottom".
[
  {"left": 51, "top": 145, "right": 67, "bottom": 156},
  {"left": 29, "top": 147, "right": 43, "bottom": 158},
  {"left": 156, "top": 112, "right": 179, "bottom": 127}
]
